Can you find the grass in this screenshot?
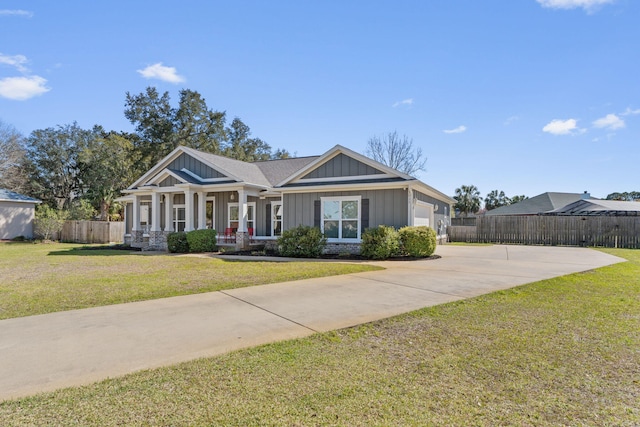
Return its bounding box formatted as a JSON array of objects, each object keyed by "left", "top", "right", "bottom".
[
  {"left": 0, "top": 242, "right": 381, "bottom": 320},
  {"left": 0, "top": 248, "right": 638, "bottom": 426}
]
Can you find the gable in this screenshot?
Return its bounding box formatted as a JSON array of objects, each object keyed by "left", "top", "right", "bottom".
[
  {"left": 167, "top": 153, "right": 227, "bottom": 180},
  {"left": 159, "top": 175, "right": 181, "bottom": 187},
  {"left": 301, "top": 153, "right": 386, "bottom": 180}
]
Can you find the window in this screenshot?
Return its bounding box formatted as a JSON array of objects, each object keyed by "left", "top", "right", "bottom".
[
  {"left": 321, "top": 196, "right": 361, "bottom": 240},
  {"left": 271, "top": 201, "right": 283, "bottom": 237},
  {"left": 173, "top": 205, "right": 186, "bottom": 232},
  {"left": 228, "top": 202, "right": 256, "bottom": 234},
  {"left": 206, "top": 198, "right": 215, "bottom": 229}
]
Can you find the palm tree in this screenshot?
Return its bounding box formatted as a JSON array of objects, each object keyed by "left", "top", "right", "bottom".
[{"left": 454, "top": 185, "right": 482, "bottom": 217}]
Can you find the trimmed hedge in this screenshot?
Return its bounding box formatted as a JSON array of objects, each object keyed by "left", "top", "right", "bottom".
[
  {"left": 168, "top": 229, "right": 218, "bottom": 253},
  {"left": 360, "top": 225, "right": 400, "bottom": 260},
  {"left": 277, "top": 225, "right": 326, "bottom": 258},
  {"left": 167, "top": 232, "right": 189, "bottom": 253},
  {"left": 399, "top": 226, "right": 437, "bottom": 257},
  {"left": 187, "top": 229, "right": 218, "bottom": 253}
]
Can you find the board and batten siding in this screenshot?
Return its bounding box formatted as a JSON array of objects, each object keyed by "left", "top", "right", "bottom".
[
  {"left": 301, "top": 154, "right": 384, "bottom": 179},
  {"left": 167, "top": 153, "right": 225, "bottom": 179},
  {"left": 282, "top": 189, "right": 408, "bottom": 231}
]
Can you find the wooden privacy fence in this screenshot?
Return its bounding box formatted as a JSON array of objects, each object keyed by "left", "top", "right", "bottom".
[
  {"left": 60, "top": 221, "right": 125, "bottom": 244},
  {"left": 448, "top": 216, "right": 640, "bottom": 249}
]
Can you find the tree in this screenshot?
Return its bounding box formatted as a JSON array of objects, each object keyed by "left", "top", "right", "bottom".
[
  {"left": 366, "top": 131, "right": 427, "bottom": 175},
  {"left": 124, "top": 87, "right": 175, "bottom": 170},
  {"left": 125, "top": 87, "right": 289, "bottom": 166},
  {"left": 606, "top": 191, "right": 640, "bottom": 201},
  {"left": 173, "top": 89, "right": 226, "bottom": 153},
  {"left": 223, "top": 117, "right": 272, "bottom": 162},
  {"left": 0, "top": 120, "right": 29, "bottom": 193},
  {"left": 509, "top": 195, "right": 528, "bottom": 204},
  {"left": 79, "top": 128, "right": 136, "bottom": 220},
  {"left": 33, "top": 204, "right": 68, "bottom": 241},
  {"left": 24, "top": 123, "right": 94, "bottom": 209},
  {"left": 484, "top": 190, "right": 510, "bottom": 210},
  {"left": 454, "top": 185, "right": 482, "bottom": 217}
]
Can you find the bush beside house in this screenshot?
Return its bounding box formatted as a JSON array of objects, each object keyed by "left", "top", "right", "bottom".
[
  {"left": 168, "top": 229, "right": 217, "bottom": 253},
  {"left": 398, "top": 226, "right": 437, "bottom": 257},
  {"left": 277, "top": 225, "right": 327, "bottom": 258},
  {"left": 361, "top": 225, "right": 437, "bottom": 260}
]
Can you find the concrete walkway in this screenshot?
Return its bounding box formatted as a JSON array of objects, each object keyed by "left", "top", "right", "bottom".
[{"left": 0, "top": 245, "right": 624, "bottom": 401}]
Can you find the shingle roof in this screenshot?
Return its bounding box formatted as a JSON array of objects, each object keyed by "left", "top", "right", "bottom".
[
  {"left": 254, "top": 156, "right": 319, "bottom": 185},
  {"left": 547, "top": 199, "right": 640, "bottom": 216},
  {"left": 0, "top": 189, "right": 41, "bottom": 204},
  {"left": 485, "top": 192, "right": 588, "bottom": 216}
]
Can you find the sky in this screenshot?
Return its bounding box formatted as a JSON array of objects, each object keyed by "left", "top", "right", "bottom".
[{"left": 1, "top": 0, "right": 638, "bottom": 200}]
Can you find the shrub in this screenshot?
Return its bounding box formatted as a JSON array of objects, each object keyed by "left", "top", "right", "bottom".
[
  {"left": 360, "top": 225, "right": 400, "bottom": 260},
  {"left": 277, "top": 225, "right": 326, "bottom": 258},
  {"left": 167, "top": 232, "right": 189, "bottom": 253},
  {"left": 34, "top": 205, "right": 68, "bottom": 241},
  {"left": 186, "top": 229, "right": 218, "bottom": 253},
  {"left": 399, "top": 226, "right": 437, "bottom": 257}
]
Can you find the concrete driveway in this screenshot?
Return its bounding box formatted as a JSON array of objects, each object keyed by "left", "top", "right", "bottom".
[{"left": 0, "top": 245, "right": 624, "bottom": 401}]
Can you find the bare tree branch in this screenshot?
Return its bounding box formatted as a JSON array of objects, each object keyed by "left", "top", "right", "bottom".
[{"left": 366, "top": 131, "right": 427, "bottom": 175}]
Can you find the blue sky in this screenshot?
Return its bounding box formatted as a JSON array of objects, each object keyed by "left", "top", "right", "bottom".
[{"left": 1, "top": 0, "right": 638, "bottom": 200}]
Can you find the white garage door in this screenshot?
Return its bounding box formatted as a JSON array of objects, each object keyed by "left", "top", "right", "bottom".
[{"left": 414, "top": 202, "right": 433, "bottom": 227}]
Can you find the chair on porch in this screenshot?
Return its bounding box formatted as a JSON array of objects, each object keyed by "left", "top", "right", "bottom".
[
  {"left": 248, "top": 227, "right": 254, "bottom": 243},
  {"left": 222, "top": 227, "right": 234, "bottom": 243}
]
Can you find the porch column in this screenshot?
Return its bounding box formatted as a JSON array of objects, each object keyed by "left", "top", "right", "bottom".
[
  {"left": 132, "top": 195, "right": 141, "bottom": 231},
  {"left": 151, "top": 191, "right": 161, "bottom": 232},
  {"left": 164, "top": 194, "right": 174, "bottom": 232},
  {"left": 236, "top": 189, "right": 249, "bottom": 250},
  {"left": 197, "top": 191, "right": 206, "bottom": 230},
  {"left": 237, "top": 189, "right": 247, "bottom": 233},
  {"left": 184, "top": 189, "right": 195, "bottom": 232}
]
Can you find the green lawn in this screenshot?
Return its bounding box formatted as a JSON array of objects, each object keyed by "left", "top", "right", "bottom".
[
  {"left": 1, "top": 248, "right": 638, "bottom": 426},
  {"left": 0, "top": 242, "right": 381, "bottom": 320}
]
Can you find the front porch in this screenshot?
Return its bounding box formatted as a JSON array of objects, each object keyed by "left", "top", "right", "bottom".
[{"left": 121, "top": 187, "right": 283, "bottom": 252}]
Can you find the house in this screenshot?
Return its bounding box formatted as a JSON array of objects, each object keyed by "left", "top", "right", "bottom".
[
  {"left": 0, "top": 189, "right": 41, "bottom": 240},
  {"left": 545, "top": 199, "right": 640, "bottom": 216},
  {"left": 484, "top": 192, "right": 592, "bottom": 216},
  {"left": 117, "top": 145, "right": 455, "bottom": 251}
]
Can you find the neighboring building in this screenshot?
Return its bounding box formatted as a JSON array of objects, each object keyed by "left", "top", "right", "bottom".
[
  {"left": 117, "top": 145, "right": 455, "bottom": 251},
  {"left": 0, "top": 189, "right": 41, "bottom": 240},
  {"left": 545, "top": 199, "right": 640, "bottom": 216},
  {"left": 484, "top": 192, "right": 592, "bottom": 216}
]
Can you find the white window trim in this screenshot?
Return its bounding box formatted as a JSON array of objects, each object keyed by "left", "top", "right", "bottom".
[
  {"left": 228, "top": 202, "right": 256, "bottom": 234},
  {"left": 206, "top": 196, "right": 216, "bottom": 230},
  {"left": 173, "top": 204, "right": 186, "bottom": 232},
  {"left": 271, "top": 201, "right": 283, "bottom": 237},
  {"left": 320, "top": 195, "right": 361, "bottom": 242}
]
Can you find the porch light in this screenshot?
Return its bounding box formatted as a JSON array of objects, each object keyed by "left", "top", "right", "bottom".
[{"left": 230, "top": 193, "right": 235, "bottom": 201}]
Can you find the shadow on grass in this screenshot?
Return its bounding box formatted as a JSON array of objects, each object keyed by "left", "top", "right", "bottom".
[{"left": 47, "top": 245, "right": 143, "bottom": 256}]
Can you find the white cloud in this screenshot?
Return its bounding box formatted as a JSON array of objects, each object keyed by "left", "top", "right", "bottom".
[
  {"left": 0, "top": 53, "right": 29, "bottom": 73},
  {"left": 0, "top": 9, "right": 33, "bottom": 18},
  {"left": 504, "top": 115, "right": 520, "bottom": 126},
  {"left": 622, "top": 107, "right": 640, "bottom": 116},
  {"left": 0, "top": 76, "right": 50, "bottom": 100},
  {"left": 137, "top": 63, "right": 185, "bottom": 83},
  {"left": 542, "top": 118, "right": 582, "bottom": 135},
  {"left": 392, "top": 98, "right": 413, "bottom": 108},
  {"left": 536, "top": 0, "right": 615, "bottom": 12},
  {"left": 443, "top": 125, "right": 467, "bottom": 134},
  {"left": 593, "top": 113, "right": 624, "bottom": 130}
]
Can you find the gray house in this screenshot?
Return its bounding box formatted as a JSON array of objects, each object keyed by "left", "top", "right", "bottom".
[
  {"left": 0, "top": 189, "right": 41, "bottom": 240},
  {"left": 117, "top": 145, "right": 455, "bottom": 251},
  {"left": 484, "top": 192, "right": 592, "bottom": 216}
]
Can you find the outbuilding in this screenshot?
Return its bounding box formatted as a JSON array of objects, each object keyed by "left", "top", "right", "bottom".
[{"left": 0, "top": 189, "right": 41, "bottom": 240}]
